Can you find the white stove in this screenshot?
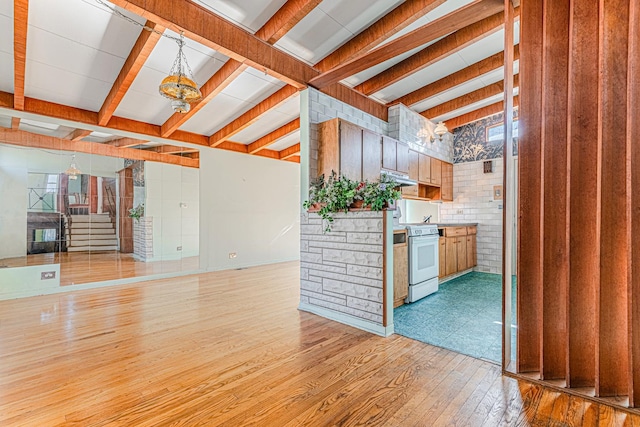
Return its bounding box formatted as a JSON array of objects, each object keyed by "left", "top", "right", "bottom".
[{"left": 404, "top": 223, "right": 440, "bottom": 303}]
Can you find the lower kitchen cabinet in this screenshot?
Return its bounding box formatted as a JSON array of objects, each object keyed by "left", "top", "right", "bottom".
[
  {"left": 439, "top": 226, "right": 477, "bottom": 279},
  {"left": 393, "top": 230, "right": 409, "bottom": 307}
]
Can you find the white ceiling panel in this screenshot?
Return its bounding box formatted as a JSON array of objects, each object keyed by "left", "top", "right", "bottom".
[
  {"left": 0, "top": 6, "right": 12, "bottom": 93},
  {"left": 410, "top": 95, "right": 446, "bottom": 113},
  {"left": 0, "top": 51, "right": 13, "bottom": 93},
  {"left": 267, "top": 130, "right": 300, "bottom": 152},
  {"left": 318, "top": 0, "right": 402, "bottom": 35},
  {"left": 177, "top": 94, "right": 252, "bottom": 135},
  {"left": 193, "top": 0, "right": 287, "bottom": 33},
  {"left": 433, "top": 93, "right": 504, "bottom": 122},
  {"left": 221, "top": 68, "right": 286, "bottom": 102},
  {"left": 0, "top": 115, "right": 11, "bottom": 129},
  {"left": 409, "top": 53, "right": 469, "bottom": 87},
  {"left": 371, "top": 77, "right": 423, "bottom": 104},
  {"left": 272, "top": 93, "right": 301, "bottom": 116},
  {"left": 456, "top": 31, "right": 504, "bottom": 67},
  {"left": 275, "top": 7, "right": 353, "bottom": 65},
  {"left": 229, "top": 110, "right": 299, "bottom": 144}
]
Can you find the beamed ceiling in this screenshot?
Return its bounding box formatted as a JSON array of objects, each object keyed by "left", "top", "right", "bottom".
[{"left": 0, "top": 0, "right": 518, "bottom": 167}]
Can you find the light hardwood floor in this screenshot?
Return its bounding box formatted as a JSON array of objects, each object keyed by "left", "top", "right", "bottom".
[
  {"left": 0, "top": 252, "right": 199, "bottom": 286},
  {"left": 0, "top": 261, "right": 637, "bottom": 426}
]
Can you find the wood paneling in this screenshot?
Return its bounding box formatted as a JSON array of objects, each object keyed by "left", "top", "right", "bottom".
[
  {"left": 391, "top": 45, "right": 519, "bottom": 107},
  {"left": 597, "top": 0, "right": 629, "bottom": 397},
  {"left": 254, "top": 0, "right": 322, "bottom": 44},
  {"left": 309, "top": 0, "right": 505, "bottom": 88},
  {"left": 279, "top": 143, "right": 301, "bottom": 160},
  {"left": 628, "top": 0, "right": 640, "bottom": 408},
  {"left": 517, "top": 0, "right": 543, "bottom": 373},
  {"left": 540, "top": 0, "right": 569, "bottom": 381},
  {"left": 357, "top": 9, "right": 512, "bottom": 96},
  {"left": 381, "top": 136, "right": 397, "bottom": 171},
  {"left": 567, "top": 0, "right": 599, "bottom": 389},
  {"left": 315, "top": 0, "right": 445, "bottom": 72},
  {"left": 64, "top": 129, "right": 92, "bottom": 141},
  {"left": 339, "top": 120, "right": 362, "bottom": 180},
  {"left": 98, "top": 21, "right": 164, "bottom": 126},
  {"left": 13, "top": 0, "right": 28, "bottom": 111},
  {"left": 393, "top": 230, "right": 409, "bottom": 308},
  {"left": 118, "top": 167, "right": 133, "bottom": 253}
]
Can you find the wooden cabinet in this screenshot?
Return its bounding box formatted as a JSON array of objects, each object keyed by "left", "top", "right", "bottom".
[
  {"left": 382, "top": 136, "right": 409, "bottom": 174},
  {"left": 430, "top": 157, "right": 442, "bottom": 185},
  {"left": 441, "top": 162, "right": 453, "bottom": 201},
  {"left": 396, "top": 143, "right": 409, "bottom": 174},
  {"left": 438, "top": 225, "right": 478, "bottom": 279},
  {"left": 318, "top": 118, "right": 381, "bottom": 182},
  {"left": 418, "top": 153, "right": 431, "bottom": 184},
  {"left": 393, "top": 230, "right": 409, "bottom": 308},
  {"left": 362, "top": 129, "right": 382, "bottom": 182},
  {"left": 401, "top": 150, "right": 419, "bottom": 197}
]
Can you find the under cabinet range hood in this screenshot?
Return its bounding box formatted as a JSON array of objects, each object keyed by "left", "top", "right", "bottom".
[{"left": 381, "top": 169, "right": 417, "bottom": 187}]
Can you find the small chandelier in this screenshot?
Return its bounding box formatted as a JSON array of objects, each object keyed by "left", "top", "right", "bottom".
[
  {"left": 431, "top": 121, "right": 448, "bottom": 143},
  {"left": 159, "top": 33, "right": 202, "bottom": 114},
  {"left": 65, "top": 154, "right": 81, "bottom": 180}
]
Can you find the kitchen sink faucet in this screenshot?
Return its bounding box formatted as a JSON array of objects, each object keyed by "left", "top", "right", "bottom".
[{"left": 423, "top": 215, "right": 432, "bottom": 223}]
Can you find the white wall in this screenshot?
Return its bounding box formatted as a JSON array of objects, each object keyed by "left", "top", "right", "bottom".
[
  {"left": 440, "top": 158, "right": 504, "bottom": 274},
  {"left": 145, "top": 162, "right": 199, "bottom": 261},
  {"left": 199, "top": 148, "right": 300, "bottom": 271},
  {"left": 0, "top": 144, "right": 123, "bottom": 259},
  {"left": 399, "top": 199, "right": 440, "bottom": 224}
]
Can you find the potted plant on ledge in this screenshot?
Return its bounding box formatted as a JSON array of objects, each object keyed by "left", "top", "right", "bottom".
[{"left": 304, "top": 172, "right": 401, "bottom": 232}]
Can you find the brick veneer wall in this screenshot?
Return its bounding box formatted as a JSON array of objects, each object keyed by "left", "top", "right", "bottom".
[
  {"left": 299, "top": 210, "right": 386, "bottom": 328},
  {"left": 133, "top": 217, "right": 153, "bottom": 261}
]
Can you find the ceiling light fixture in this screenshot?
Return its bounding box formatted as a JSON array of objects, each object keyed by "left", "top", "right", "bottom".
[
  {"left": 159, "top": 33, "right": 202, "bottom": 114},
  {"left": 65, "top": 154, "right": 81, "bottom": 180},
  {"left": 431, "top": 121, "right": 448, "bottom": 143}
]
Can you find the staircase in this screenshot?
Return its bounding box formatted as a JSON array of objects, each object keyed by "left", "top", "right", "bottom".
[{"left": 66, "top": 214, "right": 118, "bottom": 252}]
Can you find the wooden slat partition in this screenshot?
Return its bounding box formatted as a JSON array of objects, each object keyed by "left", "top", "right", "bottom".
[
  {"left": 628, "top": 0, "right": 640, "bottom": 408},
  {"left": 566, "top": 0, "right": 599, "bottom": 389},
  {"left": 517, "top": 0, "right": 543, "bottom": 373},
  {"left": 518, "top": 0, "right": 640, "bottom": 407}
]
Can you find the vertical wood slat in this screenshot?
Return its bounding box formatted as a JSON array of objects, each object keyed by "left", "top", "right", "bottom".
[
  {"left": 566, "top": 0, "right": 599, "bottom": 389},
  {"left": 517, "top": 0, "right": 544, "bottom": 374},
  {"left": 597, "top": 0, "right": 630, "bottom": 397},
  {"left": 540, "top": 0, "right": 570, "bottom": 380},
  {"left": 628, "top": 0, "right": 640, "bottom": 407}
]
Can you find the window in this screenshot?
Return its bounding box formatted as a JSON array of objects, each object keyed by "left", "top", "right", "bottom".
[
  {"left": 486, "top": 120, "right": 518, "bottom": 142},
  {"left": 46, "top": 174, "right": 58, "bottom": 193}
]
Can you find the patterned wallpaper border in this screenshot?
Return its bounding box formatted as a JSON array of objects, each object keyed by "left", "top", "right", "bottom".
[{"left": 452, "top": 110, "right": 519, "bottom": 163}]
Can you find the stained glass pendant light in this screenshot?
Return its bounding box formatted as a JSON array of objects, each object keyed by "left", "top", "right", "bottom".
[{"left": 159, "top": 33, "right": 202, "bottom": 113}]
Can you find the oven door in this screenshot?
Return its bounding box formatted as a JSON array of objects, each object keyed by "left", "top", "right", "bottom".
[{"left": 408, "top": 235, "right": 439, "bottom": 285}]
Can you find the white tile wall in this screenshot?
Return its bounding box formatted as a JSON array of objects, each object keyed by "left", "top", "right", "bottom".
[{"left": 440, "top": 158, "right": 504, "bottom": 274}]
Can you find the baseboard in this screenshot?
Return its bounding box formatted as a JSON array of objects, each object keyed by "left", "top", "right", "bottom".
[{"left": 298, "top": 302, "right": 394, "bottom": 337}]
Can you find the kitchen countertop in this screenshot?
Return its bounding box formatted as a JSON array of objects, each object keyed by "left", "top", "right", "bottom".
[{"left": 432, "top": 223, "right": 478, "bottom": 227}]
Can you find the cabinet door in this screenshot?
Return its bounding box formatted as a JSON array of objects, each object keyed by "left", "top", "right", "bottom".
[
  {"left": 393, "top": 243, "right": 409, "bottom": 306},
  {"left": 456, "top": 236, "right": 467, "bottom": 271},
  {"left": 362, "top": 129, "right": 382, "bottom": 182},
  {"left": 445, "top": 237, "right": 457, "bottom": 276},
  {"left": 430, "top": 157, "right": 442, "bottom": 185},
  {"left": 441, "top": 162, "right": 453, "bottom": 201},
  {"left": 439, "top": 237, "right": 446, "bottom": 278},
  {"left": 396, "top": 143, "right": 409, "bottom": 174},
  {"left": 382, "top": 136, "right": 397, "bottom": 171},
  {"left": 418, "top": 154, "right": 431, "bottom": 184},
  {"left": 466, "top": 234, "right": 477, "bottom": 269},
  {"left": 339, "top": 121, "right": 363, "bottom": 180},
  {"left": 402, "top": 150, "right": 419, "bottom": 197}
]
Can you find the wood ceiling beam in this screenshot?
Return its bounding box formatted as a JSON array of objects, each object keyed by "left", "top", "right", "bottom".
[
  {"left": 283, "top": 155, "right": 300, "bottom": 163},
  {"left": 309, "top": 0, "right": 504, "bottom": 89},
  {"left": 144, "top": 145, "right": 199, "bottom": 154},
  {"left": 64, "top": 129, "right": 92, "bottom": 141},
  {"left": 209, "top": 86, "right": 298, "bottom": 147},
  {"left": 420, "top": 74, "right": 519, "bottom": 120},
  {"left": 13, "top": 0, "right": 29, "bottom": 111},
  {"left": 391, "top": 44, "right": 520, "bottom": 107},
  {"left": 98, "top": 21, "right": 164, "bottom": 126},
  {"left": 315, "top": 0, "right": 446, "bottom": 72},
  {"left": 279, "top": 143, "right": 301, "bottom": 159},
  {"left": 11, "top": 117, "right": 21, "bottom": 130},
  {"left": 104, "top": 137, "right": 148, "bottom": 148},
  {"left": 216, "top": 141, "right": 248, "bottom": 153},
  {"left": 108, "top": 0, "right": 387, "bottom": 121},
  {"left": 255, "top": 0, "right": 322, "bottom": 44},
  {"left": 182, "top": 152, "right": 199, "bottom": 159},
  {"left": 0, "top": 128, "right": 199, "bottom": 168},
  {"left": 357, "top": 8, "right": 518, "bottom": 96},
  {"left": 253, "top": 149, "right": 280, "bottom": 160},
  {"left": 247, "top": 118, "right": 299, "bottom": 154},
  {"left": 160, "top": 60, "right": 248, "bottom": 137},
  {"left": 445, "top": 95, "right": 519, "bottom": 129}
]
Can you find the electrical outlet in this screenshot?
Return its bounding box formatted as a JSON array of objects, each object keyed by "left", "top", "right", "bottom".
[
  {"left": 457, "top": 209, "right": 464, "bottom": 214},
  {"left": 41, "top": 271, "right": 56, "bottom": 280},
  {"left": 176, "top": 246, "right": 182, "bottom": 251},
  {"left": 229, "top": 252, "right": 237, "bottom": 259}
]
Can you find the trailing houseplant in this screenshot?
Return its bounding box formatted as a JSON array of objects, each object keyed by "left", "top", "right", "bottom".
[
  {"left": 303, "top": 171, "right": 401, "bottom": 232},
  {"left": 129, "top": 203, "right": 145, "bottom": 223}
]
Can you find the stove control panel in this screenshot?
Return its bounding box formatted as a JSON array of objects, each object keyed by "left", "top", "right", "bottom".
[{"left": 406, "top": 227, "right": 439, "bottom": 237}]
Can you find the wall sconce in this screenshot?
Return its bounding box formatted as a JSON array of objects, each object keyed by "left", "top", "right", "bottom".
[{"left": 430, "top": 121, "right": 448, "bottom": 143}]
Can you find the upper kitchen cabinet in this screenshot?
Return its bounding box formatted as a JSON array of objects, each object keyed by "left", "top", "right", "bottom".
[
  {"left": 430, "top": 158, "right": 442, "bottom": 185},
  {"left": 318, "top": 118, "right": 381, "bottom": 182},
  {"left": 401, "top": 150, "right": 419, "bottom": 198},
  {"left": 441, "top": 162, "right": 453, "bottom": 201},
  {"left": 418, "top": 153, "right": 431, "bottom": 184},
  {"left": 382, "top": 136, "right": 409, "bottom": 174}
]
